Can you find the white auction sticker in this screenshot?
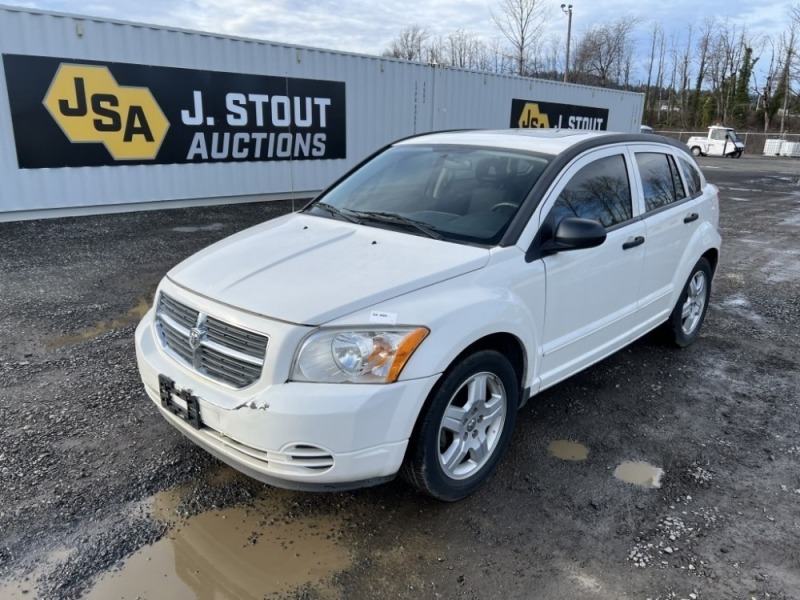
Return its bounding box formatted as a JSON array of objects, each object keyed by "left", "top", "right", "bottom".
[{"left": 369, "top": 311, "right": 398, "bottom": 325}]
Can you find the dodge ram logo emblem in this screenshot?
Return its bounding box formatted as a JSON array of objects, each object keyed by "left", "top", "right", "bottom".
[{"left": 189, "top": 327, "right": 204, "bottom": 350}]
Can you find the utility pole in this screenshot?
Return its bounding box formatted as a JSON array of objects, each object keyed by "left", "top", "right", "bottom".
[{"left": 561, "top": 4, "right": 573, "bottom": 83}]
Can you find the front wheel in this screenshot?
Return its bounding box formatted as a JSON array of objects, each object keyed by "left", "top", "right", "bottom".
[
  {"left": 691, "top": 146, "right": 702, "bottom": 157},
  {"left": 401, "top": 350, "right": 519, "bottom": 501},
  {"left": 664, "top": 257, "right": 712, "bottom": 347}
]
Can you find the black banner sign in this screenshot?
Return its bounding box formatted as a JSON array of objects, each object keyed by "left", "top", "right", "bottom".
[
  {"left": 2, "top": 54, "right": 346, "bottom": 169},
  {"left": 510, "top": 99, "right": 609, "bottom": 131}
]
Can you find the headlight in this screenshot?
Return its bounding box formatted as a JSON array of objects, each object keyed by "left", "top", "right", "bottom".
[{"left": 292, "top": 327, "right": 429, "bottom": 384}]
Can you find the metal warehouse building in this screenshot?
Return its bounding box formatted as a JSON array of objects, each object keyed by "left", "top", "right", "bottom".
[{"left": 0, "top": 5, "right": 644, "bottom": 221}]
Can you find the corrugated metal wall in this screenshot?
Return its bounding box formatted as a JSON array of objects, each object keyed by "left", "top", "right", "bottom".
[
  {"left": 0, "top": 6, "right": 644, "bottom": 220},
  {"left": 431, "top": 68, "right": 641, "bottom": 132}
]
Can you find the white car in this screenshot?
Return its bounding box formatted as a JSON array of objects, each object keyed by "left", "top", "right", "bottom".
[{"left": 135, "top": 130, "right": 721, "bottom": 501}]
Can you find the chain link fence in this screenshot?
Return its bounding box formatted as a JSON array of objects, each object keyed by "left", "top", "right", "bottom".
[{"left": 655, "top": 130, "right": 800, "bottom": 156}]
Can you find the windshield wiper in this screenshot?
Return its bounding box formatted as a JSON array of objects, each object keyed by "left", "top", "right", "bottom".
[
  {"left": 347, "top": 210, "right": 443, "bottom": 240},
  {"left": 308, "top": 202, "right": 359, "bottom": 223}
]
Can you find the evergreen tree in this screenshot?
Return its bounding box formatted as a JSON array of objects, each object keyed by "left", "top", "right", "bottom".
[{"left": 732, "top": 47, "right": 756, "bottom": 128}]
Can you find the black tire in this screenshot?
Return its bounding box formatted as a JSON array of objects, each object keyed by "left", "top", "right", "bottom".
[
  {"left": 691, "top": 146, "right": 702, "bottom": 157},
  {"left": 401, "top": 350, "right": 519, "bottom": 502},
  {"left": 665, "top": 257, "right": 712, "bottom": 347}
]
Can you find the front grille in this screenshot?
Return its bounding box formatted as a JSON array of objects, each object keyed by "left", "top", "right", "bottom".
[{"left": 155, "top": 292, "right": 268, "bottom": 388}]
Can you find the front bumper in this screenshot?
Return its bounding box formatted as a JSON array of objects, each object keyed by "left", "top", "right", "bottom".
[{"left": 135, "top": 308, "right": 439, "bottom": 490}]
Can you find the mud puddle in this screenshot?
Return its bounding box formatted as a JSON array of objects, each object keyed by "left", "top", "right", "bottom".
[
  {"left": 547, "top": 440, "right": 589, "bottom": 461},
  {"left": 0, "top": 576, "right": 41, "bottom": 599},
  {"left": 83, "top": 487, "right": 351, "bottom": 600},
  {"left": 47, "top": 296, "right": 151, "bottom": 349},
  {"left": 0, "top": 548, "right": 72, "bottom": 599},
  {"left": 614, "top": 461, "right": 664, "bottom": 488}
]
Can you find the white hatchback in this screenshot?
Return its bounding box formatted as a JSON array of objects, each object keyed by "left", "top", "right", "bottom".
[{"left": 135, "top": 130, "right": 721, "bottom": 501}]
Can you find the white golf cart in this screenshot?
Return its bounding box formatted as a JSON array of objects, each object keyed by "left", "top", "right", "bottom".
[{"left": 686, "top": 126, "right": 745, "bottom": 158}]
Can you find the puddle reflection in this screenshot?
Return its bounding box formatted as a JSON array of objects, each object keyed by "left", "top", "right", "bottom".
[
  {"left": 614, "top": 461, "right": 664, "bottom": 489},
  {"left": 85, "top": 490, "right": 351, "bottom": 600},
  {"left": 547, "top": 440, "right": 589, "bottom": 461}
]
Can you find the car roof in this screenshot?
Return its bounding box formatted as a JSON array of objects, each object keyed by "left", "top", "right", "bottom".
[{"left": 396, "top": 129, "right": 622, "bottom": 156}]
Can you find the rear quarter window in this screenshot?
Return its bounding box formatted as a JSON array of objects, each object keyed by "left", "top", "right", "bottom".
[{"left": 678, "top": 157, "right": 703, "bottom": 196}]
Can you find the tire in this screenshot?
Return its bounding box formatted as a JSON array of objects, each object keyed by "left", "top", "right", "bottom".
[
  {"left": 734, "top": 150, "right": 743, "bottom": 158},
  {"left": 691, "top": 146, "right": 702, "bottom": 157},
  {"left": 665, "top": 257, "right": 712, "bottom": 347},
  {"left": 401, "top": 350, "right": 519, "bottom": 502}
]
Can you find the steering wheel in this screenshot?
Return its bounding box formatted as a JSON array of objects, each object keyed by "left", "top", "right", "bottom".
[{"left": 491, "top": 202, "right": 518, "bottom": 212}]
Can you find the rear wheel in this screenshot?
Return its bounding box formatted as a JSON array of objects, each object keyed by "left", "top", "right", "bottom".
[
  {"left": 665, "top": 257, "right": 712, "bottom": 347},
  {"left": 401, "top": 350, "right": 518, "bottom": 501}
]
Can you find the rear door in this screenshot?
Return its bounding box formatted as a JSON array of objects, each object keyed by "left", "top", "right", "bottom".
[
  {"left": 628, "top": 147, "right": 703, "bottom": 335},
  {"left": 537, "top": 148, "right": 646, "bottom": 388}
]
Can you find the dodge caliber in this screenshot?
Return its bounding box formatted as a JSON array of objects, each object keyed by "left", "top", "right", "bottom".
[{"left": 135, "top": 130, "right": 721, "bottom": 501}]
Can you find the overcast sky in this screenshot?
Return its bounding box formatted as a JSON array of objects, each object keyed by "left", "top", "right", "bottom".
[{"left": 6, "top": 0, "right": 798, "bottom": 80}]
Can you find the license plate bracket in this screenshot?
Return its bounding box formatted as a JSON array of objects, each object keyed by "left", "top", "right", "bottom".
[{"left": 159, "top": 375, "right": 203, "bottom": 430}]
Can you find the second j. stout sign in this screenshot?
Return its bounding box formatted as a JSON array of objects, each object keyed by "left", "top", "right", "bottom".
[{"left": 510, "top": 99, "right": 609, "bottom": 131}]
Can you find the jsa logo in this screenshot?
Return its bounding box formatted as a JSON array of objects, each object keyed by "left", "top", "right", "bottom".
[
  {"left": 44, "top": 64, "right": 169, "bottom": 160},
  {"left": 517, "top": 103, "right": 550, "bottom": 129}
]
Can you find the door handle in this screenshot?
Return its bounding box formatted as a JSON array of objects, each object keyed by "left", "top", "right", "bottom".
[
  {"left": 684, "top": 212, "right": 699, "bottom": 224},
  {"left": 622, "top": 236, "right": 645, "bottom": 250}
]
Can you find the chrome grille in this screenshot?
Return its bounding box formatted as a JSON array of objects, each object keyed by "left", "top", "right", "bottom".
[
  {"left": 155, "top": 292, "right": 268, "bottom": 388},
  {"left": 206, "top": 316, "right": 268, "bottom": 358},
  {"left": 158, "top": 292, "right": 198, "bottom": 329}
]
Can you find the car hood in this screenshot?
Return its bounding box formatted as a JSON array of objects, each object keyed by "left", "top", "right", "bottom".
[{"left": 167, "top": 213, "right": 490, "bottom": 325}]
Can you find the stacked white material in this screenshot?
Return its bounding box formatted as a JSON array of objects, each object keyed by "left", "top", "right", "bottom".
[
  {"left": 763, "top": 139, "right": 785, "bottom": 155},
  {"left": 779, "top": 142, "right": 800, "bottom": 157}
]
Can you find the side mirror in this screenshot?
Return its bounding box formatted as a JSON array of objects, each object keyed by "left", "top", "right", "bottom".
[{"left": 541, "top": 217, "right": 606, "bottom": 255}]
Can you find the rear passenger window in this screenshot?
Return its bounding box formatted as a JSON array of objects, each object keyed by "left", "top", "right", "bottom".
[
  {"left": 550, "top": 154, "right": 632, "bottom": 229},
  {"left": 636, "top": 153, "right": 686, "bottom": 212},
  {"left": 678, "top": 157, "right": 702, "bottom": 196}
]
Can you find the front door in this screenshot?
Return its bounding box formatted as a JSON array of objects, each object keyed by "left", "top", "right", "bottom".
[{"left": 537, "top": 149, "right": 645, "bottom": 389}]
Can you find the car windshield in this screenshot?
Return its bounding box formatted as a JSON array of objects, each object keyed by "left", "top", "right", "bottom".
[
  {"left": 726, "top": 129, "right": 741, "bottom": 143},
  {"left": 306, "top": 144, "right": 551, "bottom": 245}
]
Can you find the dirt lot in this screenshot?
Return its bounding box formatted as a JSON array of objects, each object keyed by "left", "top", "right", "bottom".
[{"left": 1, "top": 156, "right": 799, "bottom": 600}]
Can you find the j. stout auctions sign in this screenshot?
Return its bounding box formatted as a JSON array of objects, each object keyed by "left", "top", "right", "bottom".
[
  {"left": 2, "top": 54, "right": 346, "bottom": 168},
  {"left": 510, "top": 99, "right": 609, "bottom": 131}
]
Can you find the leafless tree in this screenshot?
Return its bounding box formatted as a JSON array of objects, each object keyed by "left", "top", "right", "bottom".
[
  {"left": 424, "top": 34, "right": 448, "bottom": 66},
  {"left": 777, "top": 17, "right": 798, "bottom": 134},
  {"left": 572, "top": 16, "right": 638, "bottom": 87},
  {"left": 491, "top": 0, "right": 549, "bottom": 76},
  {"left": 754, "top": 40, "right": 779, "bottom": 132},
  {"left": 655, "top": 28, "right": 667, "bottom": 123},
  {"left": 485, "top": 38, "right": 511, "bottom": 74},
  {"left": 677, "top": 25, "right": 693, "bottom": 128},
  {"left": 665, "top": 34, "right": 679, "bottom": 121},
  {"left": 542, "top": 32, "right": 564, "bottom": 77},
  {"left": 690, "top": 18, "right": 715, "bottom": 127},
  {"left": 446, "top": 29, "right": 486, "bottom": 69},
  {"left": 643, "top": 23, "right": 662, "bottom": 124},
  {"left": 383, "top": 24, "right": 429, "bottom": 61}
]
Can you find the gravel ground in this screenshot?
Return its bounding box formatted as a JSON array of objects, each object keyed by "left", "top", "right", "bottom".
[{"left": 1, "top": 156, "right": 799, "bottom": 600}]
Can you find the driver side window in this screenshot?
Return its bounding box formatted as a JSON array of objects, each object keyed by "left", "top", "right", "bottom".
[
  {"left": 710, "top": 129, "right": 727, "bottom": 141},
  {"left": 549, "top": 154, "right": 632, "bottom": 229}
]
